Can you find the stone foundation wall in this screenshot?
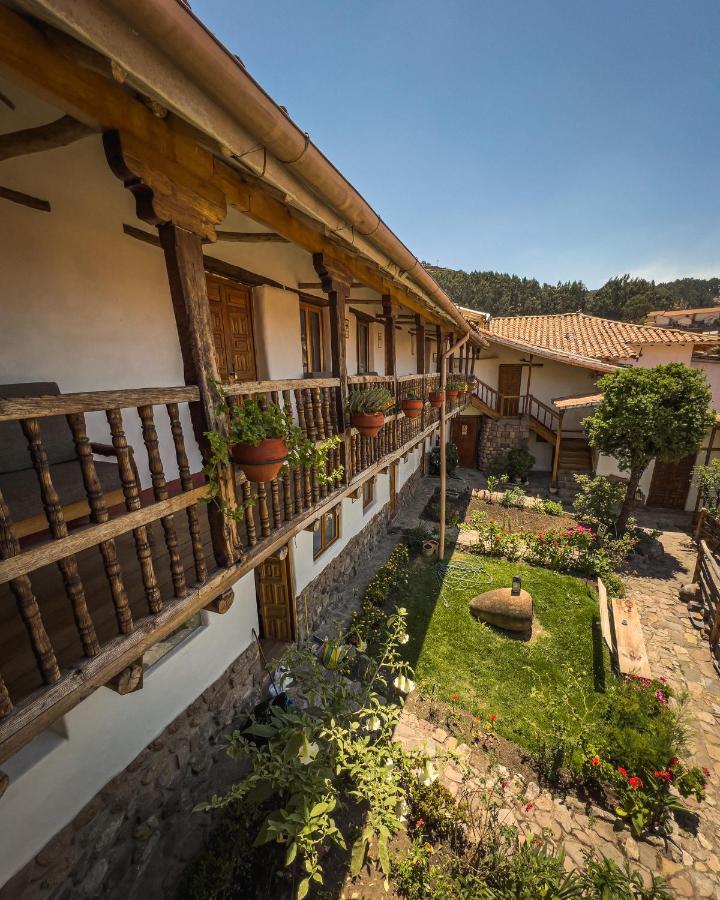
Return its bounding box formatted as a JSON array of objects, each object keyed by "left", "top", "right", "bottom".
[
  {"left": 302, "top": 463, "right": 424, "bottom": 635},
  {"left": 557, "top": 469, "right": 581, "bottom": 503},
  {"left": 0, "top": 641, "right": 267, "bottom": 900},
  {"left": 478, "top": 417, "right": 530, "bottom": 471},
  {"left": 2, "top": 461, "right": 427, "bottom": 900}
]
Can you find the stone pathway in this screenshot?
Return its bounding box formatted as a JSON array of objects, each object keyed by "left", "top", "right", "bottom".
[{"left": 392, "top": 516, "right": 720, "bottom": 899}]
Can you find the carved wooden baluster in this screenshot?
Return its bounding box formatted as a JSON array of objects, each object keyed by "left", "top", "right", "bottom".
[
  {"left": 312, "top": 388, "right": 325, "bottom": 440},
  {"left": 283, "top": 391, "right": 302, "bottom": 515},
  {"left": 67, "top": 412, "right": 133, "bottom": 634},
  {"left": 270, "top": 476, "right": 282, "bottom": 528},
  {"left": 0, "top": 487, "right": 61, "bottom": 683},
  {"left": 294, "top": 388, "right": 308, "bottom": 437},
  {"left": 166, "top": 402, "right": 207, "bottom": 584},
  {"left": 0, "top": 674, "right": 11, "bottom": 718},
  {"left": 322, "top": 388, "right": 333, "bottom": 438},
  {"left": 257, "top": 482, "right": 271, "bottom": 538},
  {"left": 353, "top": 433, "right": 359, "bottom": 473},
  {"left": 241, "top": 480, "right": 257, "bottom": 546},
  {"left": 21, "top": 418, "right": 100, "bottom": 657},
  {"left": 304, "top": 390, "right": 317, "bottom": 442},
  {"left": 106, "top": 408, "right": 162, "bottom": 613},
  {"left": 138, "top": 405, "right": 187, "bottom": 598}
]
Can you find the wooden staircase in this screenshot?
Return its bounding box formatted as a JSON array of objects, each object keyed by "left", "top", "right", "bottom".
[{"left": 558, "top": 438, "right": 593, "bottom": 472}]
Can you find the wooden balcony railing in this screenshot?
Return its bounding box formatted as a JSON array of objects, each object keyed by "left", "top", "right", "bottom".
[
  {"left": 0, "top": 375, "right": 459, "bottom": 762},
  {"left": 523, "top": 394, "right": 561, "bottom": 437}
]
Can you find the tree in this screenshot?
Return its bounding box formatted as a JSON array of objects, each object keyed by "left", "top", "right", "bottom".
[{"left": 584, "top": 364, "right": 713, "bottom": 533}]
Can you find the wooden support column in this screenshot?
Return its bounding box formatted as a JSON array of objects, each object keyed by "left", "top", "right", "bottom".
[
  {"left": 435, "top": 325, "right": 442, "bottom": 373},
  {"left": 382, "top": 295, "right": 398, "bottom": 377},
  {"left": 415, "top": 315, "right": 426, "bottom": 375},
  {"left": 313, "top": 254, "right": 352, "bottom": 479},
  {"left": 551, "top": 411, "right": 565, "bottom": 488},
  {"left": 103, "top": 129, "right": 240, "bottom": 567}
]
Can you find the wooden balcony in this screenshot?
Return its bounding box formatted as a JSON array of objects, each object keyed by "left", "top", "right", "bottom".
[{"left": 0, "top": 374, "right": 457, "bottom": 765}]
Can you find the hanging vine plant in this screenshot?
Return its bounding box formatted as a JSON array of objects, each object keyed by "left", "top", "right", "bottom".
[{"left": 204, "top": 386, "right": 343, "bottom": 518}]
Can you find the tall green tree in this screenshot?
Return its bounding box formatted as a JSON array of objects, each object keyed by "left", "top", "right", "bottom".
[{"left": 584, "top": 364, "right": 713, "bottom": 533}]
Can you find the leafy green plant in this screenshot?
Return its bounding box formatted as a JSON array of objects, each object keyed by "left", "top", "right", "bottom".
[
  {"left": 403, "top": 523, "right": 435, "bottom": 556},
  {"left": 404, "top": 390, "right": 423, "bottom": 402},
  {"left": 573, "top": 474, "right": 627, "bottom": 532},
  {"left": 446, "top": 374, "right": 467, "bottom": 392},
  {"left": 485, "top": 473, "right": 508, "bottom": 501},
  {"left": 500, "top": 485, "right": 526, "bottom": 508},
  {"left": 204, "top": 388, "right": 342, "bottom": 516},
  {"left": 542, "top": 498, "right": 564, "bottom": 516},
  {"left": 692, "top": 458, "right": 720, "bottom": 515},
  {"left": 197, "top": 607, "right": 432, "bottom": 899},
  {"left": 428, "top": 442, "right": 458, "bottom": 475},
  {"left": 506, "top": 444, "right": 535, "bottom": 480},
  {"left": 346, "top": 386, "right": 395, "bottom": 415}
]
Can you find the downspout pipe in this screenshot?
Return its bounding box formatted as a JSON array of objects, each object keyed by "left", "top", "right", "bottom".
[{"left": 438, "top": 333, "right": 469, "bottom": 559}]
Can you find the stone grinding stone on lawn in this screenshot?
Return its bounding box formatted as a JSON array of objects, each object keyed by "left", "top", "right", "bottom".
[{"left": 469, "top": 587, "right": 533, "bottom": 633}]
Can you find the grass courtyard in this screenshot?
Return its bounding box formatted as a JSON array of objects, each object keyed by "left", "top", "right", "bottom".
[{"left": 398, "top": 549, "right": 605, "bottom": 750}]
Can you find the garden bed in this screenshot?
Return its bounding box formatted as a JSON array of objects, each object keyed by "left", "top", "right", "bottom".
[{"left": 464, "top": 494, "right": 575, "bottom": 532}]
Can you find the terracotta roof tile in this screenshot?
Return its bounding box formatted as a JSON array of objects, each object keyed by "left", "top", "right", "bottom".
[{"left": 487, "top": 311, "right": 716, "bottom": 361}]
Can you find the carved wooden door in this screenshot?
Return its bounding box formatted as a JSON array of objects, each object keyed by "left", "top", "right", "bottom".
[
  {"left": 257, "top": 552, "right": 295, "bottom": 642},
  {"left": 646, "top": 454, "right": 695, "bottom": 509},
  {"left": 498, "top": 365, "right": 522, "bottom": 416},
  {"left": 206, "top": 274, "right": 257, "bottom": 381}
]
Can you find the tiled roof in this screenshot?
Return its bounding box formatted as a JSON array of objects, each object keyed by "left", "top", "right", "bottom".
[
  {"left": 487, "top": 311, "right": 716, "bottom": 361},
  {"left": 646, "top": 306, "right": 720, "bottom": 318},
  {"left": 469, "top": 322, "right": 617, "bottom": 372}
]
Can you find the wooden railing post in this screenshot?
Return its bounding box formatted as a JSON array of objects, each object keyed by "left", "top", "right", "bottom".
[
  {"left": 551, "top": 411, "right": 565, "bottom": 488},
  {"left": 415, "top": 314, "right": 426, "bottom": 376},
  {"left": 314, "top": 253, "right": 352, "bottom": 480}
]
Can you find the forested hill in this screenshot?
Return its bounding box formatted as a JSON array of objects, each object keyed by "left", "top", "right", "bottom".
[{"left": 422, "top": 265, "right": 720, "bottom": 323}]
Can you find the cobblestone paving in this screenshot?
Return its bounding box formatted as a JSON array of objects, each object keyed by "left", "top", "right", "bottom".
[{"left": 394, "top": 513, "right": 720, "bottom": 899}]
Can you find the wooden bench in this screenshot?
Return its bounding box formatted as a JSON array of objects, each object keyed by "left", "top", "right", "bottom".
[{"left": 598, "top": 578, "right": 651, "bottom": 678}]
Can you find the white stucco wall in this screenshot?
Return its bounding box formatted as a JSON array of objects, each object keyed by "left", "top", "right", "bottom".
[
  {"left": 691, "top": 359, "right": 720, "bottom": 411},
  {"left": 253, "top": 285, "right": 304, "bottom": 380},
  {"left": 0, "top": 574, "right": 259, "bottom": 885}
]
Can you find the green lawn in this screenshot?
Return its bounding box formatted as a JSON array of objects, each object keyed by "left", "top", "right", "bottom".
[{"left": 398, "top": 550, "right": 605, "bottom": 750}]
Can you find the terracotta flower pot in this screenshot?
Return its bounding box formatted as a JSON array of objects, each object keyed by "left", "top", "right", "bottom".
[
  {"left": 231, "top": 437, "right": 288, "bottom": 483},
  {"left": 351, "top": 412, "right": 385, "bottom": 438},
  {"left": 428, "top": 391, "right": 445, "bottom": 409},
  {"left": 401, "top": 398, "right": 424, "bottom": 420},
  {"left": 446, "top": 390, "right": 459, "bottom": 400}
]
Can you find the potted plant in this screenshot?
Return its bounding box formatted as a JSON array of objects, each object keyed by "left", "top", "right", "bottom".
[
  {"left": 446, "top": 374, "right": 465, "bottom": 400},
  {"left": 507, "top": 444, "right": 535, "bottom": 484},
  {"left": 204, "top": 389, "right": 342, "bottom": 502},
  {"left": 401, "top": 390, "right": 424, "bottom": 420},
  {"left": 428, "top": 388, "right": 445, "bottom": 408},
  {"left": 346, "top": 386, "right": 395, "bottom": 437}
]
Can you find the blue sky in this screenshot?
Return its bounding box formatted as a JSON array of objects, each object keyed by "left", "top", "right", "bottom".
[{"left": 193, "top": 0, "right": 719, "bottom": 288}]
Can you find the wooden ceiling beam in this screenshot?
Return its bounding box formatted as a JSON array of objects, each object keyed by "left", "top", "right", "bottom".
[
  {"left": 0, "top": 5, "right": 450, "bottom": 326},
  {"left": 0, "top": 115, "right": 95, "bottom": 161}
]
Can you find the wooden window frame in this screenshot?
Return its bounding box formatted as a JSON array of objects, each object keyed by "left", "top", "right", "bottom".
[
  {"left": 363, "top": 477, "right": 375, "bottom": 511},
  {"left": 312, "top": 505, "right": 342, "bottom": 559},
  {"left": 356, "top": 319, "right": 370, "bottom": 375},
  {"left": 300, "top": 301, "right": 325, "bottom": 374}
]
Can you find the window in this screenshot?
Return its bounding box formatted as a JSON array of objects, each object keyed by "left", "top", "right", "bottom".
[
  {"left": 313, "top": 506, "right": 341, "bottom": 558},
  {"left": 363, "top": 477, "right": 375, "bottom": 510},
  {"left": 300, "top": 303, "right": 324, "bottom": 374},
  {"left": 357, "top": 320, "right": 370, "bottom": 374}
]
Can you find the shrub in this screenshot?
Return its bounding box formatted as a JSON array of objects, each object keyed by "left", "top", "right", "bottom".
[
  {"left": 506, "top": 444, "right": 535, "bottom": 480},
  {"left": 573, "top": 474, "right": 626, "bottom": 531},
  {"left": 542, "top": 498, "right": 564, "bottom": 516},
  {"left": 403, "top": 523, "right": 435, "bottom": 556},
  {"left": 500, "top": 485, "right": 526, "bottom": 508},
  {"left": 346, "top": 386, "right": 395, "bottom": 414},
  {"left": 692, "top": 458, "right": 720, "bottom": 515},
  {"left": 429, "top": 442, "right": 459, "bottom": 475}
]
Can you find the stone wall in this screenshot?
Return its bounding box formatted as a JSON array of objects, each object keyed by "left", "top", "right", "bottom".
[
  {"left": 0, "top": 642, "right": 267, "bottom": 900},
  {"left": 477, "top": 416, "right": 530, "bottom": 471},
  {"left": 2, "top": 462, "right": 426, "bottom": 900},
  {"left": 302, "top": 463, "right": 423, "bottom": 635}
]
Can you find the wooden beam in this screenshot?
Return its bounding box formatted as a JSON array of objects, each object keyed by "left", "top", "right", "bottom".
[
  {"left": 415, "top": 315, "right": 426, "bottom": 375},
  {"left": 0, "top": 771, "right": 7, "bottom": 801},
  {"left": 205, "top": 588, "right": 234, "bottom": 614},
  {"left": 106, "top": 659, "right": 143, "bottom": 695},
  {"left": 0, "top": 115, "right": 94, "bottom": 162},
  {"left": 382, "top": 295, "right": 398, "bottom": 378},
  {"left": 0, "top": 185, "right": 50, "bottom": 212},
  {"left": 298, "top": 282, "right": 364, "bottom": 290},
  {"left": 215, "top": 230, "right": 288, "bottom": 243},
  {"left": 313, "top": 254, "right": 350, "bottom": 446}
]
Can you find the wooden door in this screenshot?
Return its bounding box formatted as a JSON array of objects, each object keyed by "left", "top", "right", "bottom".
[
  {"left": 206, "top": 274, "right": 257, "bottom": 381},
  {"left": 646, "top": 454, "right": 695, "bottom": 509},
  {"left": 498, "top": 365, "right": 522, "bottom": 416},
  {"left": 257, "top": 551, "right": 295, "bottom": 642},
  {"left": 452, "top": 416, "right": 481, "bottom": 468}
]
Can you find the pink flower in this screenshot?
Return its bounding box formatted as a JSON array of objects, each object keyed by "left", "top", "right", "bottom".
[{"left": 524, "top": 802, "right": 534, "bottom": 812}]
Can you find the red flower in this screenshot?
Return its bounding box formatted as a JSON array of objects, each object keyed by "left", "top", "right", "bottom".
[
  {"left": 653, "top": 770, "right": 672, "bottom": 782},
  {"left": 489, "top": 714, "right": 497, "bottom": 721},
  {"left": 669, "top": 758, "right": 679, "bottom": 768},
  {"left": 524, "top": 802, "right": 534, "bottom": 812},
  {"left": 703, "top": 767, "right": 710, "bottom": 778},
  {"left": 591, "top": 755, "right": 600, "bottom": 767},
  {"left": 617, "top": 766, "right": 628, "bottom": 777},
  {"left": 628, "top": 776, "right": 643, "bottom": 790},
  {"left": 414, "top": 817, "right": 425, "bottom": 829},
  {"left": 450, "top": 693, "right": 458, "bottom": 702}
]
